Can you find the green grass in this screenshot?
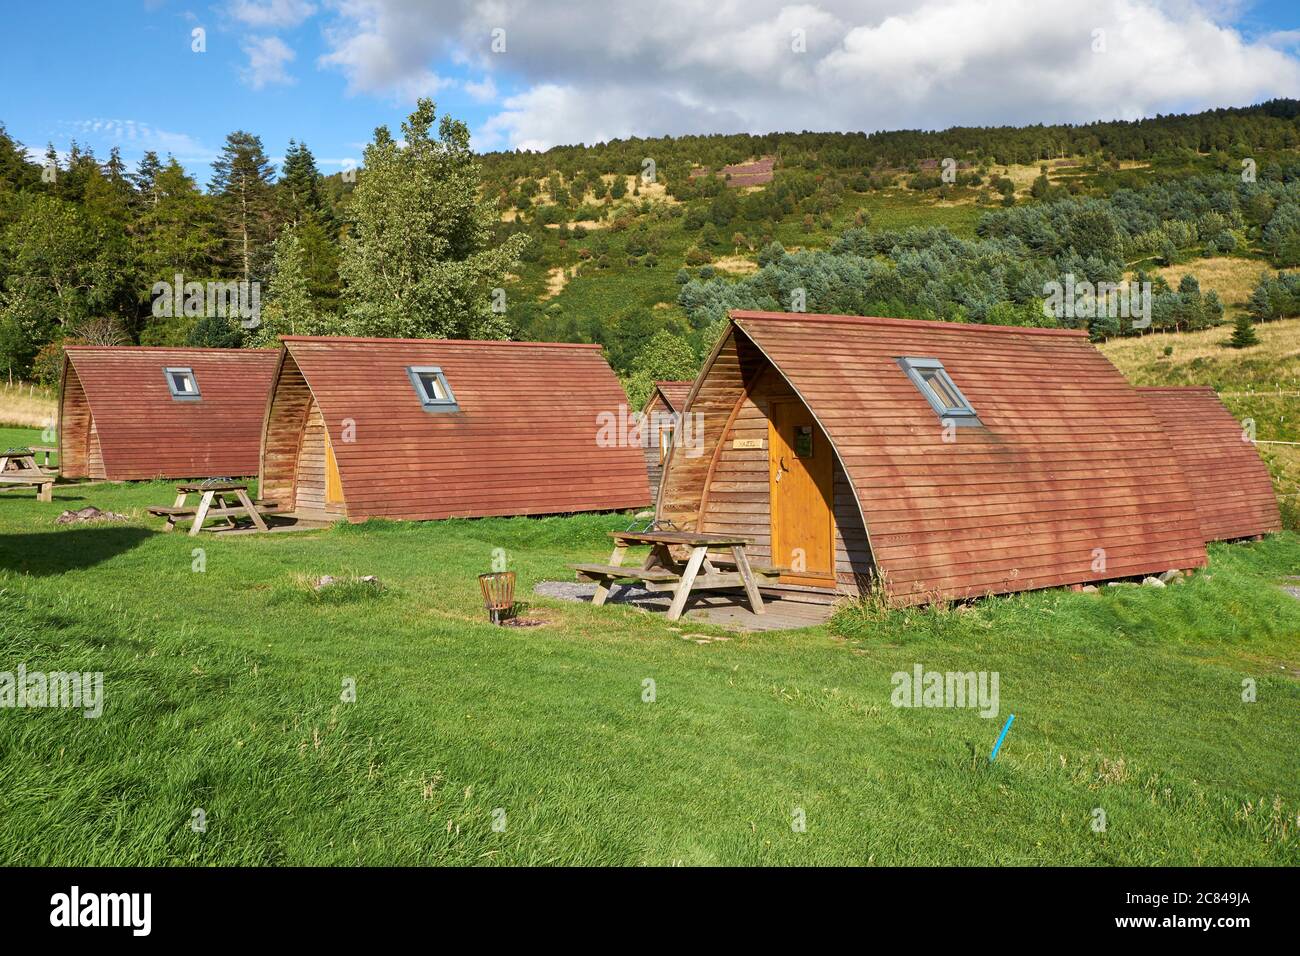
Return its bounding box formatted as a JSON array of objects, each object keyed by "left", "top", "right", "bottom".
[{"left": 1, "top": 427, "right": 1297, "bottom": 865}]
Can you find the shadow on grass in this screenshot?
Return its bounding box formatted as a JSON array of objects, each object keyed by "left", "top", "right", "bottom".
[{"left": 0, "top": 525, "right": 154, "bottom": 576}]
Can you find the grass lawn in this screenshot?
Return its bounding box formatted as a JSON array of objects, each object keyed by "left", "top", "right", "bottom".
[{"left": 1, "top": 424, "right": 1298, "bottom": 866}]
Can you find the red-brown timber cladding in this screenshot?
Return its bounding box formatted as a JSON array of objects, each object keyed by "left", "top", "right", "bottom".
[
  {"left": 58, "top": 346, "right": 279, "bottom": 480},
  {"left": 653, "top": 381, "right": 692, "bottom": 414},
  {"left": 263, "top": 336, "right": 651, "bottom": 521},
  {"left": 638, "top": 381, "right": 693, "bottom": 503},
  {"left": 667, "top": 311, "right": 1208, "bottom": 604},
  {"left": 1138, "top": 386, "right": 1281, "bottom": 543}
]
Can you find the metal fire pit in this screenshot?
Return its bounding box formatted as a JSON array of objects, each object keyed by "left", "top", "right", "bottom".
[{"left": 478, "top": 571, "right": 516, "bottom": 625}]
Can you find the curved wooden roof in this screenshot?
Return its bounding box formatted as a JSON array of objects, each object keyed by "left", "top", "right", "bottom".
[
  {"left": 653, "top": 381, "right": 693, "bottom": 414},
  {"left": 60, "top": 346, "right": 278, "bottom": 480},
  {"left": 719, "top": 311, "right": 1209, "bottom": 602},
  {"left": 1139, "top": 386, "right": 1281, "bottom": 542},
  {"left": 269, "top": 336, "right": 651, "bottom": 520}
]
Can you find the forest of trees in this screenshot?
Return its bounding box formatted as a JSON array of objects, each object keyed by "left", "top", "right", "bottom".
[
  {"left": 2, "top": 97, "right": 1300, "bottom": 388},
  {"left": 0, "top": 99, "right": 524, "bottom": 384}
]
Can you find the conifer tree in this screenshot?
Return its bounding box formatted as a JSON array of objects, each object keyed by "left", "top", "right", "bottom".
[
  {"left": 1228, "top": 313, "right": 1260, "bottom": 348},
  {"left": 209, "top": 131, "right": 277, "bottom": 282}
]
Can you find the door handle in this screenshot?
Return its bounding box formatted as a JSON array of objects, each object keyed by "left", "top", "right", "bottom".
[{"left": 775, "top": 456, "right": 788, "bottom": 482}]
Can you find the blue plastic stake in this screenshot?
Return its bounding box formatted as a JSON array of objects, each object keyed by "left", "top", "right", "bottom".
[{"left": 989, "top": 714, "right": 1015, "bottom": 762}]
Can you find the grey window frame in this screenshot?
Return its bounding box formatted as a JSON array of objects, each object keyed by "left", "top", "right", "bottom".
[
  {"left": 406, "top": 365, "right": 459, "bottom": 413},
  {"left": 896, "top": 356, "right": 980, "bottom": 426},
  {"left": 164, "top": 366, "right": 201, "bottom": 401}
]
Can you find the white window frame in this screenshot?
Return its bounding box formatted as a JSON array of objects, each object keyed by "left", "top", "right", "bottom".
[
  {"left": 897, "top": 356, "right": 980, "bottom": 426},
  {"left": 406, "top": 366, "right": 459, "bottom": 412},
  {"left": 164, "top": 366, "right": 201, "bottom": 401}
]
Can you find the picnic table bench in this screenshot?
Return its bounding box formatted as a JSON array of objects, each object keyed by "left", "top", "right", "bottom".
[
  {"left": 572, "top": 530, "right": 782, "bottom": 621},
  {"left": 0, "top": 448, "right": 55, "bottom": 501},
  {"left": 29, "top": 445, "right": 57, "bottom": 472},
  {"left": 148, "top": 482, "right": 278, "bottom": 536}
]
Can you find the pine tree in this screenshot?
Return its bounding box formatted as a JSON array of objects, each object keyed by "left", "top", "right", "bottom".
[
  {"left": 278, "top": 139, "right": 324, "bottom": 227},
  {"left": 134, "top": 158, "right": 220, "bottom": 282},
  {"left": 130, "top": 151, "right": 164, "bottom": 207},
  {"left": 209, "top": 131, "right": 277, "bottom": 283},
  {"left": 0, "top": 124, "right": 39, "bottom": 191},
  {"left": 249, "top": 225, "right": 334, "bottom": 345},
  {"left": 1228, "top": 313, "right": 1260, "bottom": 348},
  {"left": 83, "top": 148, "right": 133, "bottom": 224},
  {"left": 133, "top": 158, "right": 221, "bottom": 343}
]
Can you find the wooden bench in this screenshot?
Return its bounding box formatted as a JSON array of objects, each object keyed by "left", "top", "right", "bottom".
[
  {"left": 0, "top": 471, "right": 54, "bottom": 502},
  {"left": 572, "top": 563, "right": 684, "bottom": 585},
  {"left": 148, "top": 500, "right": 278, "bottom": 518},
  {"left": 572, "top": 531, "right": 777, "bottom": 620}
]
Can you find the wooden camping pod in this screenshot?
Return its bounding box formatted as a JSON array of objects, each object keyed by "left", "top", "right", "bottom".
[
  {"left": 259, "top": 336, "right": 651, "bottom": 521},
  {"left": 658, "top": 311, "right": 1213, "bottom": 605},
  {"left": 58, "top": 346, "right": 279, "bottom": 481},
  {"left": 637, "top": 380, "right": 692, "bottom": 503},
  {"left": 1138, "top": 386, "right": 1281, "bottom": 543}
]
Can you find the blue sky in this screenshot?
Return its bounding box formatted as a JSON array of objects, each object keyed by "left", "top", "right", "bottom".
[
  {"left": 0, "top": 2, "right": 496, "bottom": 175},
  {"left": 2, "top": 0, "right": 1298, "bottom": 183}
]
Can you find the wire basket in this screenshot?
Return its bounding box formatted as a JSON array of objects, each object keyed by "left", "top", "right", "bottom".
[{"left": 478, "top": 571, "right": 516, "bottom": 625}]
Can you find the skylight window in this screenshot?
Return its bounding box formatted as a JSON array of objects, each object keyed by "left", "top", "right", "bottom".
[
  {"left": 897, "top": 357, "right": 979, "bottom": 426},
  {"left": 164, "top": 367, "right": 201, "bottom": 401},
  {"left": 406, "top": 366, "right": 459, "bottom": 412}
]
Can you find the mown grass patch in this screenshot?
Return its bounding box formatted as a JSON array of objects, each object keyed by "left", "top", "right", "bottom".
[{"left": 0, "top": 456, "right": 1296, "bottom": 865}]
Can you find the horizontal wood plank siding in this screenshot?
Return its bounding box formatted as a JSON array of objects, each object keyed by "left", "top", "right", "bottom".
[
  {"left": 1139, "top": 386, "right": 1281, "bottom": 542},
  {"left": 57, "top": 359, "right": 91, "bottom": 479},
  {"left": 260, "top": 351, "right": 313, "bottom": 509},
  {"left": 640, "top": 393, "right": 668, "bottom": 504},
  {"left": 59, "top": 346, "right": 278, "bottom": 481},
  {"left": 273, "top": 336, "right": 651, "bottom": 521},
  {"left": 296, "top": 402, "right": 328, "bottom": 514}
]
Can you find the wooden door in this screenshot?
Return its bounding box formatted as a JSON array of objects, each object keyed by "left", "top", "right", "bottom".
[
  {"left": 325, "top": 437, "right": 344, "bottom": 510},
  {"left": 769, "top": 400, "right": 835, "bottom": 587}
]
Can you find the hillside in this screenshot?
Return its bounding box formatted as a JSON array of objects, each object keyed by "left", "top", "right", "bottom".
[{"left": 5, "top": 98, "right": 1300, "bottom": 388}]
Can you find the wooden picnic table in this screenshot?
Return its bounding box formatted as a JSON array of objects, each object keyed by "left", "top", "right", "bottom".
[
  {"left": 29, "top": 445, "right": 57, "bottom": 472},
  {"left": 572, "top": 530, "right": 778, "bottom": 621},
  {"left": 0, "top": 447, "right": 54, "bottom": 501},
  {"left": 148, "top": 482, "right": 277, "bottom": 536}
]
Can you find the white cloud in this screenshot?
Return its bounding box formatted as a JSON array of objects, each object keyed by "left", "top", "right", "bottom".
[
  {"left": 462, "top": 75, "right": 498, "bottom": 102},
  {"left": 317, "top": 0, "right": 1300, "bottom": 150},
  {"left": 241, "top": 35, "right": 297, "bottom": 89},
  {"left": 228, "top": 0, "right": 317, "bottom": 29},
  {"left": 318, "top": 0, "right": 456, "bottom": 98},
  {"left": 65, "top": 119, "right": 217, "bottom": 163}
]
